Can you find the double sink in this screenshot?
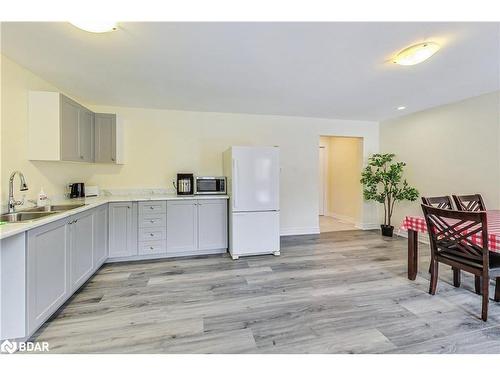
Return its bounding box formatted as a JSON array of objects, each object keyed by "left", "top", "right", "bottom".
[{"left": 1, "top": 204, "right": 87, "bottom": 223}]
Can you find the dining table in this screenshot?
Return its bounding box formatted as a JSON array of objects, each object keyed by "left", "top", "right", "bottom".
[{"left": 400, "top": 210, "right": 500, "bottom": 280}]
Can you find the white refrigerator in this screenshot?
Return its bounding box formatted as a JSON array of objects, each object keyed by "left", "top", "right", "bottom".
[{"left": 223, "top": 146, "right": 280, "bottom": 260}]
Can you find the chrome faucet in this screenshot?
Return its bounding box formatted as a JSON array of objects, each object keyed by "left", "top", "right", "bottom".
[{"left": 8, "top": 171, "right": 28, "bottom": 213}]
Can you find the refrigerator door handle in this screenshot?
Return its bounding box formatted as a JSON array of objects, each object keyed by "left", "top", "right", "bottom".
[{"left": 232, "top": 158, "right": 238, "bottom": 210}]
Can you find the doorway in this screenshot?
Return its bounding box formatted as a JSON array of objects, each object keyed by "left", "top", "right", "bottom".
[{"left": 319, "top": 136, "right": 363, "bottom": 233}]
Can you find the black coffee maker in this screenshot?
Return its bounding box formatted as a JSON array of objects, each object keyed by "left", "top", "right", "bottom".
[
  {"left": 69, "top": 183, "right": 85, "bottom": 198},
  {"left": 175, "top": 173, "right": 194, "bottom": 195}
]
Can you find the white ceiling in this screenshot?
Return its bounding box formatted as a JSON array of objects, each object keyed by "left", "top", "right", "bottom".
[{"left": 1, "top": 22, "right": 499, "bottom": 121}]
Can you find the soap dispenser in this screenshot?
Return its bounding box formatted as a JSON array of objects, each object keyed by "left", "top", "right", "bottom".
[{"left": 37, "top": 187, "right": 48, "bottom": 207}]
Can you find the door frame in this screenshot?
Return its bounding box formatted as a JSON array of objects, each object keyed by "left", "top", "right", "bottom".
[{"left": 319, "top": 145, "right": 327, "bottom": 216}]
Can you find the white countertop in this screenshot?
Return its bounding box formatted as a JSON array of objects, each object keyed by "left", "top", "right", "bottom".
[{"left": 0, "top": 194, "right": 229, "bottom": 240}]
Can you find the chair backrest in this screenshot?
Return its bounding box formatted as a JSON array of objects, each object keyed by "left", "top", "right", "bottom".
[
  {"left": 421, "top": 196, "right": 453, "bottom": 210},
  {"left": 421, "top": 204, "right": 489, "bottom": 269},
  {"left": 453, "top": 194, "right": 486, "bottom": 212}
]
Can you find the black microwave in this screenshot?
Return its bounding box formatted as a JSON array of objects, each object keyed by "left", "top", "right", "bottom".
[{"left": 195, "top": 176, "right": 226, "bottom": 195}]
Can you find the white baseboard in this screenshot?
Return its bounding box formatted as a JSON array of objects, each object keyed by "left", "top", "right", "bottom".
[
  {"left": 280, "top": 227, "right": 320, "bottom": 236},
  {"left": 355, "top": 222, "right": 380, "bottom": 230},
  {"left": 325, "top": 212, "right": 356, "bottom": 224}
]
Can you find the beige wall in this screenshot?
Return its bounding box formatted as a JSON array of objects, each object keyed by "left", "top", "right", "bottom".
[
  {"left": 1, "top": 55, "right": 380, "bottom": 234},
  {"left": 380, "top": 91, "right": 500, "bottom": 228},
  {"left": 320, "top": 136, "right": 363, "bottom": 225}
]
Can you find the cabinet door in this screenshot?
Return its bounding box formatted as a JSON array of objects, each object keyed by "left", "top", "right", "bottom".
[
  {"left": 198, "top": 199, "right": 228, "bottom": 251},
  {"left": 27, "top": 218, "right": 70, "bottom": 334},
  {"left": 109, "top": 202, "right": 137, "bottom": 258},
  {"left": 94, "top": 113, "right": 116, "bottom": 163},
  {"left": 60, "top": 96, "right": 80, "bottom": 161},
  {"left": 70, "top": 211, "right": 94, "bottom": 292},
  {"left": 167, "top": 200, "right": 197, "bottom": 254},
  {"left": 93, "top": 205, "right": 108, "bottom": 268},
  {"left": 78, "top": 109, "right": 94, "bottom": 162}
]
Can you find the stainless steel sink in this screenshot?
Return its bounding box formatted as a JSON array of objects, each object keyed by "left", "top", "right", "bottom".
[
  {"left": 1, "top": 203, "right": 87, "bottom": 223},
  {"left": 24, "top": 204, "right": 86, "bottom": 212},
  {"left": 0, "top": 211, "right": 57, "bottom": 223}
]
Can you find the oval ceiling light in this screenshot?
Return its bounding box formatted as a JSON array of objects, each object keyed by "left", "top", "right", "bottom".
[
  {"left": 393, "top": 42, "right": 440, "bottom": 66},
  {"left": 397, "top": 106, "right": 406, "bottom": 110},
  {"left": 70, "top": 21, "right": 118, "bottom": 33}
]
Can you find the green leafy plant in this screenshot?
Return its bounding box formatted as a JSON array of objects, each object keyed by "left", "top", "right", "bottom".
[{"left": 360, "top": 153, "right": 419, "bottom": 227}]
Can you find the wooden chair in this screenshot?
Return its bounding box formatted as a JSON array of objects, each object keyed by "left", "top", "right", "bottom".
[
  {"left": 422, "top": 196, "right": 454, "bottom": 210},
  {"left": 453, "top": 194, "right": 486, "bottom": 212},
  {"left": 453, "top": 194, "right": 487, "bottom": 293},
  {"left": 421, "top": 204, "right": 500, "bottom": 321},
  {"left": 422, "top": 196, "right": 456, "bottom": 277}
]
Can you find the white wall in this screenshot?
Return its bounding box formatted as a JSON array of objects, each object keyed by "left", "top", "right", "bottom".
[
  {"left": 1, "top": 54, "right": 380, "bottom": 235},
  {"left": 380, "top": 91, "right": 500, "bottom": 228}
]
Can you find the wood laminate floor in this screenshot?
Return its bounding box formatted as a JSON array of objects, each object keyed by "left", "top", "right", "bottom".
[{"left": 31, "top": 230, "right": 500, "bottom": 353}]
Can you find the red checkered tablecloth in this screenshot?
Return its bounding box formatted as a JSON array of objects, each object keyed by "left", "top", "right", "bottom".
[{"left": 400, "top": 210, "right": 500, "bottom": 252}]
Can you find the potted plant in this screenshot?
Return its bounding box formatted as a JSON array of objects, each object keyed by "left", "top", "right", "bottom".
[{"left": 360, "top": 153, "right": 419, "bottom": 237}]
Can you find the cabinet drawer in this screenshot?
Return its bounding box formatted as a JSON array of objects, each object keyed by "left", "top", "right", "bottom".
[
  {"left": 138, "top": 213, "right": 166, "bottom": 228},
  {"left": 139, "top": 227, "right": 166, "bottom": 241},
  {"left": 138, "top": 201, "right": 166, "bottom": 215},
  {"left": 138, "top": 240, "right": 166, "bottom": 255}
]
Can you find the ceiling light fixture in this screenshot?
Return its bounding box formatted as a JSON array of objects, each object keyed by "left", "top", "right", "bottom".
[
  {"left": 69, "top": 21, "right": 118, "bottom": 33},
  {"left": 397, "top": 106, "right": 406, "bottom": 110},
  {"left": 393, "top": 42, "right": 440, "bottom": 66}
]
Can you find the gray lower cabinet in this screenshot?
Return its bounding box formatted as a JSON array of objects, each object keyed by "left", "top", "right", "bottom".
[
  {"left": 94, "top": 113, "right": 116, "bottom": 163},
  {"left": 93, "top": 205, "right": 108, "bottom": 268},
  {"left": 198, "top": 199, "right": 228, "bottom": 250},
  {"left": 108, "top": 202, "right": 138, "bottom": 259},
  {"left": 167, "top": 199, "right": 228, "bottom": 256},
  {"left": 69, "top": 210, "right": 94, "bottom": 292},
  {"left": 167, "top": 200, "right": 198, "bottom": 254},
  {"left": 26, "top": 206, "right": 107, "bottom": 337},
  {"left": 27, "top": 217, "right": 70, "bottom": 334}
]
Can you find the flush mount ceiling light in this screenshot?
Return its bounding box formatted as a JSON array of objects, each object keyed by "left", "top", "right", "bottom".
[
  {"left": 69, "top": 21, "right": 118, "bottom": 33},
  {"left": 397, "top": 106, "right": 406, "bottom": 110},
  {"left": 393, "top": 42, "right": 440, "bottom": 66}
]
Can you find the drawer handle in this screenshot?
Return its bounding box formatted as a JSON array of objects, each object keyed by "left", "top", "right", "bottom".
[
  {"left": 150, "top": 220, "right": 155, "bottom": 223},
  {"left": 150, "top": 246, "right": 154, "bottom": 250},
  {"left": 149, "top": 206, "right": 154, "bottom": 210},
  {"left": 150, "top": 233, "right": 154, "bottom": 237}
]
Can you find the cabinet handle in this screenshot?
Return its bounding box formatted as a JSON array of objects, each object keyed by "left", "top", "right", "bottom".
[
  {"left": 149, "top": 206, "right": 154, "bottom": 210},
  {"left": 150, "top": 220, "right": 155, "bottom": 223},
  {"left": 80, "top": 156, "right": 84, "bottom": 159},
  {"left": 150, "top": 247, "right": 154, "bottom": 250},
  {"left": 150, "top": 233, "right": 154, "bottom": 236},
  {"left": 111, "top": 158, "right": 115, "bottom": 161},
  {"left": 127, "top": 206, "right": 131, "bottom": 209}
]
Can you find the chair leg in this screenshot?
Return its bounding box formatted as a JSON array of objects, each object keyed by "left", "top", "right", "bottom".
[
  {"left": 452, "top": 267, "right": 461, "bottom": 287},
  {"left": 475, "top": 276, "right": 481, "bottom": 295},
  {"left": 495, "top": 277, "right": 500, "bottom": 302},
  {"left": 428, "top": 263, "right": 431, "bottom": 274},
  {"left": 429, "top": 259, "right": 438, "bottom": 295},
  {"left": 481, "top": 275, "right": 489, "bottom": 321}
]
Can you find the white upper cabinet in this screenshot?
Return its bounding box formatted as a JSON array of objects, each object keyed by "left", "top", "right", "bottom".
[{"left": 28, "top": 91, "right": 123, "bottom": 164}]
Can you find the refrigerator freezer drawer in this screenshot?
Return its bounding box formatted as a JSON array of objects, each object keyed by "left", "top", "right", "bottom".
[{"left": 230, "top": 211, "right": 279, "bottom": 256}]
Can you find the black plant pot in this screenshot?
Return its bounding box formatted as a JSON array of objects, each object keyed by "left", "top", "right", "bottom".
[{"left": 381, "top": 225, "right": 394, "bottom": 237}]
